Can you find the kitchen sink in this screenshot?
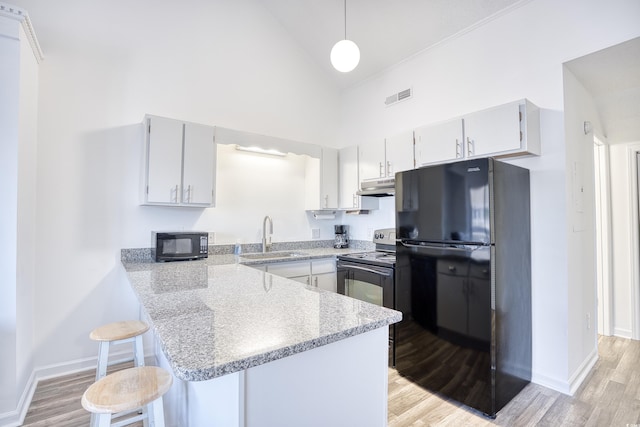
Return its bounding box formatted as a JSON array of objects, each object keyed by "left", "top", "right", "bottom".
[{"left": 240, "top": 251, "right": 309, "bottom": 260}]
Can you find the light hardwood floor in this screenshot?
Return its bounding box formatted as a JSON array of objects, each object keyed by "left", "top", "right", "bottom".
[
  {"left": 21, "top": 335, "right": 640, "bottom": 426},
  {"left": 21, "top": 362, "right": 142, "bottom": 427}
]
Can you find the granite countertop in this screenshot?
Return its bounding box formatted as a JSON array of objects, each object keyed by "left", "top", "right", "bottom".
[{"left": 122, "top": 250, "right": 401, "bottom": 382}]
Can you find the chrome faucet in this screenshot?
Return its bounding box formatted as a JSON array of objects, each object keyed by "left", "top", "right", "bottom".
[{"left": 262, "top": 215, "right": 273, "bottom": 253}]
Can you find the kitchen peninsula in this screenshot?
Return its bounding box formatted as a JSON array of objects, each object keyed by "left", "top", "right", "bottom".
[{"left": 122, "top": 254, "right": 401, "bottom": 427}]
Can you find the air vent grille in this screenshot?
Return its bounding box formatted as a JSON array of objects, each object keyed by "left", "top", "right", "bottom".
[{"left": 385, "top": 87, "right": 412, "bottom": 107}]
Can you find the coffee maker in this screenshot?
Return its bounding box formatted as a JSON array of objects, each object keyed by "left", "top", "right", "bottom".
[{"left": 334, "top": 225, "right": 349, "bottom": 248}]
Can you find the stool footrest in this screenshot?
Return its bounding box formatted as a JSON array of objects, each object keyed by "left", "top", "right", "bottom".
[{"left": 111, "top": 413, "right": 145, "bottom": 427}]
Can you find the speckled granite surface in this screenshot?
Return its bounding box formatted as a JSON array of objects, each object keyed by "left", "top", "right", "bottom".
[{"left": 122, "top": 251, "right": 401, "bottom": 382}]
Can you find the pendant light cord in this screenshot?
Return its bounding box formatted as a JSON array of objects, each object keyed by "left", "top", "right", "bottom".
[{"left": 344, "top": 0, "right": 347, "bottom": 40}]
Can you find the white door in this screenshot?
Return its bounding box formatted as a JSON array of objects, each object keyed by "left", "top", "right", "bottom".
[
  {"left": 321, "top": 148, "right": 339, "bottom": 209},
  {"left": 385, "top": 130, "right": 414, "bottom": 175},
  {"left": 339, "top": 146, "right": 359, "bottom": 209},
  {"left": 414, "top": 119, "right": 463, "bottom": 167},
  {"left": 463, "top": 102, "right": 522, "bottom": 158},
  {"left": 314, "top": 273, "right": 337, "bottom": 293},
  {"left": 146, "top": 116, "right": 184, "bottom": 204},
  {"left": 358, "top": 139, "right": 386, "bottom": 181},
  {"left": 182, "top": 123, "right": 216, "bottom": 206}
]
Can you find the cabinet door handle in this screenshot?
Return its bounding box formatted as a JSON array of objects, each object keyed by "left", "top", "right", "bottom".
[
  {"left": 379, "top": 162, "right": 384, "bottom": 177},
  {"left": 353, "top": 194, "right": 358, "bottom": 208},
  {"left": 184, "top": 184, "right": 192, "bottom": 203},
  {"left": 387, "top": 161, "right": 392, "bottom": 176},
  {"left": 314, "top": 276, "right": 318, "bottom": 287},
  {"left": 173, "top": 184, "right": 179, "bottom": 203},
  {"left": 324, "top": 194, "right": 329, "bottom": 208},
  {"left": 466, "top": 137, "right": 474, "bottom": 157},
  {"left": 455, "top": 139, "right": 462, "bottom": 158}
]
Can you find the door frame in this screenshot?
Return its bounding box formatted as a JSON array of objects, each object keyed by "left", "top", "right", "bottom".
[
  {"left": 629, "top": 143, "right": 640, "bottom": 340},
  {"left": 593, "top": 135, "right": 613, "bottom": 336}
]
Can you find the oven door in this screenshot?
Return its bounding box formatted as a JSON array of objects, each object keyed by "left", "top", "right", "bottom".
[
  {"left": 336, "top": 260, "right": 396, "bottom": 366},
  {"left": 336, "top": 261, "right": 394, "bottom": 309}
]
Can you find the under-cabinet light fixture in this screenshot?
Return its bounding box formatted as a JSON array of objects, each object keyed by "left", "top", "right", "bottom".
[{"left": 235, "top": 145, "right": 287, "bottom": 157}]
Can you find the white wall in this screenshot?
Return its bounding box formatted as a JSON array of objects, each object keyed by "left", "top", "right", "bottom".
[
  {"left": 339, "top": 0, "right": 640, "bottom": 393},
  {"left": 6, "top": 0, "right": 343, "bottom": 384},
  {"left": 0, "top": 16, "right": 21, "bottom": 414},
  {"left": 562, "top": 67, "right": 602, "bottom": 384},
  {"left": 0, "top": 13, "right": 39, "bottom": 419}
]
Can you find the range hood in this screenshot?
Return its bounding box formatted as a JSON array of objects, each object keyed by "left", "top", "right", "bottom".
[{"left": 356, "top": 177, "right": 395, "bottom": 197}]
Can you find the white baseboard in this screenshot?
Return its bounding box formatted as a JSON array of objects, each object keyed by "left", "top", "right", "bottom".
[
  {"left": 614, "top": 327, "right": 633, "bottom": 339},
  {"left": 531, "top": 371, "right": 571, "bottom": 395},
  {"left": 0, "top": 349, "right": 154, "bottom": 427},
  {"left": 568, "top": 347, "right": 599, "bottom": 395},
  {"left": 531, "top": 347, "right": 599, "bottom": 397},
  {"left": 0, "top": 370, "right": 37, "bottom": 427}
]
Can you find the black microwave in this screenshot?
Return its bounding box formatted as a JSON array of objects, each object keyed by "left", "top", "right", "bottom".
[{"left": 152, "top": 231, "right": 208, "bottom": 262}]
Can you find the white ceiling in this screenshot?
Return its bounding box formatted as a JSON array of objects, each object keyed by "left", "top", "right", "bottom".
[
  {"left": 565, "top": 37, "right": 640, "bottom": 143},
  {"left": 260, "top": 0, "right": 525, "bottom": 89}
]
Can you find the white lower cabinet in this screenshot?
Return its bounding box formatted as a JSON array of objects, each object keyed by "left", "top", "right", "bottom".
[
  {"left": 260, "top": 258, "right": 337, "bottom": 292},
  {"left": 311, "top": 259, "right": 337, "bottom": 293}
]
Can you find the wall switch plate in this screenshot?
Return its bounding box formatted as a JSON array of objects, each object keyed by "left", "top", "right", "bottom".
[
  {"left": 208, "top": 232, "right": 216, "bottom": 243},
  {"left": 311, "top": 228, "right": 320, "bottom": 239}
]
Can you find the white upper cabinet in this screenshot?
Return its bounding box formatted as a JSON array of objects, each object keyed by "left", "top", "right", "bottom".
[
  {"left": 415, "top": 118, "right": 464, "bottom": 167},
  {"left": 338, "top": 146, "right": 378, "bottom": 210},
  {"left": 359, "top": 132, "right": 414, "bottom": 180},
  {"left": 358, "top": 139, "right": 386, "bottom": 181},
  {"left": 464, "top": 99, "right": 540, "bottom": 158},
  {"left": 182, "top": 122, "right": 217, "bottom": 205},
  {"left": 305, "top": 148, "right": 339, "bottom": 210},
  {"left": 143, "top": 115, "right": 216, "bottom": 207},
  {"left": 414, "top": 99, "right": 540, "bottom": 166},
  {"left": 385, "top": 130, "right": 415, "bottom": 175}
]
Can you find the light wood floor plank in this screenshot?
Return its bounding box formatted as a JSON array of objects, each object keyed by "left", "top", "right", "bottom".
[{"left": 20, "top": 335, "right": 640, "bottom": 426}]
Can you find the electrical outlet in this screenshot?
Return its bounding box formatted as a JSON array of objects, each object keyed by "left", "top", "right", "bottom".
[
  {"left": 311, "top": 228, "right": 320, "bottom": 239},
  {"left": 367, "top": 228, "right": 373, "bottom": 238},
  {"left": 208, "top": 232, "right": 216, "bottom": 244},
  {"left": 586, "top": 313, "right": 591, "bottom": 330}
]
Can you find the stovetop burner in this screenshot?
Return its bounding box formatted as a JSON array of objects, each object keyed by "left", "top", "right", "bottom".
[{"left": 337, "top": 228, "right": 396, "bottom": 267}]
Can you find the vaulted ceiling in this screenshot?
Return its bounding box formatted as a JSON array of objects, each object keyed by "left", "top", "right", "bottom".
[
  {"left": 565, "top": 37, "right": 640, "bottom": 144},
  {"left": 260, "top": 0, "right": 525, "bottom": 89}
]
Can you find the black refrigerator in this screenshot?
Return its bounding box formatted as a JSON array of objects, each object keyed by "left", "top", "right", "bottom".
[{"left": 394, "top": 157, "right": 531, "bottom": 418}]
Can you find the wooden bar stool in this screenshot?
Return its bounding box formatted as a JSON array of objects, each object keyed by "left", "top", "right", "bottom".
[
  {"left": 90, "top": 320, "right": 149, "bottom": 381},
  {"left": 82, "top": 366, "right": 172, "bottom": 427}
]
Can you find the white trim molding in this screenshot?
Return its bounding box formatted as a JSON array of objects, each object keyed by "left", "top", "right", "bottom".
[
  {"left": 0, "top": 370, "right": 37, "bottom": 427},
  {"left": 627, "top": 143, "right": 640, "bottom": 341},
  {"left": 569, "top": 347, "right": 599, "bottom": 395},
  {"left": 0, "top": 2, "right": 43, "bottom": 63}
]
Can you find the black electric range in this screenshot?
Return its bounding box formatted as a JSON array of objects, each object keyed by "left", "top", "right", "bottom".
[
  {"left": 336, "top": 228, "right": 396, "bottom": 268},
  {"left": 336, "top": 228, "right": 397, "bottom": 365}
]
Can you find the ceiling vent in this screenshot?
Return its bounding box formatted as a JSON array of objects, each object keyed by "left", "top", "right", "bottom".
[{"left": 385, "top": 88, "right": 412, "bottom": 107}]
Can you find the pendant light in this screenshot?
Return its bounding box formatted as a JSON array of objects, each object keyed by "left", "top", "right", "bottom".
[{"left": 330, "top": 0, "right": 360, "bottom": 73}]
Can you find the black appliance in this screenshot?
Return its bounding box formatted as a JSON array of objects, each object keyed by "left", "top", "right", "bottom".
[
  {"left": 152, "top": 231, "right": 208, "bottom": 262},
  {"left": 337, "top": 228, "right": 396, "bottom": 364},
  {"left": 395, "top": 158, "right": 531, "bottom": 418}
]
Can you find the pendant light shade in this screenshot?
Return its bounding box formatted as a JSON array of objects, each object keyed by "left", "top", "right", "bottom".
[
  {"left": 331, "top": 39, "right": 360, "bottom": 72},
  {"left": 331, "top": 0, "right": 359, "bottom": 73}
]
